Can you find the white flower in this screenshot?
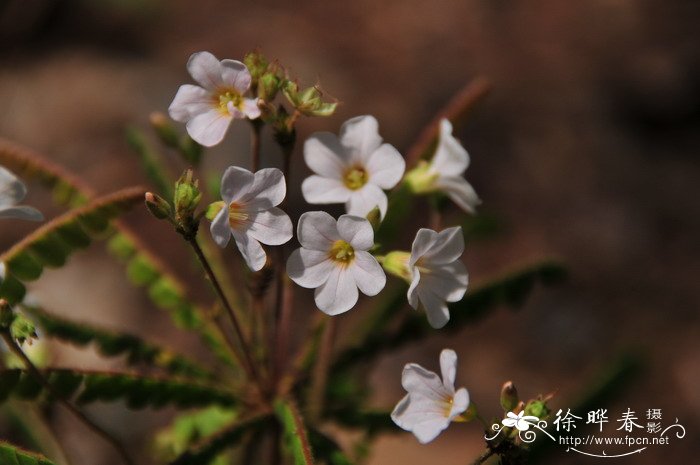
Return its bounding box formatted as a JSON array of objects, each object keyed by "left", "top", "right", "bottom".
[
  {"left": 301, "top": 115, "right": 405, "bottom": 219},
  {"left": 0, "top": 166, "right": 43, "bottom": 222},
  {"left": 210, "top": 167, "right": 292, "bottom": 272},
  {"left": 407, "top": 227, "right": 468, "bottom": 329},
  {"left": 286, "top": 211, "right": 386, "bottom": 315},
  {"left": 391, "top": 349, "right": 470, "bottom": 444},
  {"left": 405, "top": 119, "right": 480, "bottom": 213},
  {"left": 169, "top": 51, "right": 261, "bottom": 147},
  {"left": 502, "top": 411, "right": 540, "bottom": 431}
]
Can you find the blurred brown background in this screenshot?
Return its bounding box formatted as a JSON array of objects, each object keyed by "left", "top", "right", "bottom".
[{"left": 1, "top": 0, "right": 699, "bottom": 464}]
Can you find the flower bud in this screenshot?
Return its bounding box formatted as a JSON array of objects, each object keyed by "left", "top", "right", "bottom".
[
  {"left": 525, "top": 398, "right": 550, "bottom": 419},
  {"left": 205, "top": 201, "right": 225, "bottom": 221},
  {"left": 500, "top": 381, "right": 519, "bottom": 412},
  {"left": 365, "top": 206, "right": 381, "bottom": 232},
  {"left": 258, "top": 71, "right": 281, "bottom": 101},
  {"left": 10, "top": 314, "right": 36, "bottom": 345},
  {"left": 149, "top": 112, "right": 180, "bottom": 148},
  {"left": 144, "top": 192, "right": 172, "bottom": 220},
  {"left": 282, "top": 80, "right": 337, "bottom": 117},
  {"left": 174, "top": 169, "right": 202, "bottom": 224},
  {"left": 381, "top": 251, "right": 412, "bottom": 282},
  {"left": 243, "top": 50, "right": 269, "bottom": 83},
  {"left": 403, "top": 161, "right": 439, "bottom": 194}
]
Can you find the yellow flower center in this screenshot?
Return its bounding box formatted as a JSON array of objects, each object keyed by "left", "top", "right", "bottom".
[
  {"left": 343, "top": 167, "right": 368, "bottom": 190},
  {"left": 228, "top": 202, "right": 249, "bottom": 229},
  {"left": 216, "top": 89, "right": 243, "bottom": 114},
  {"left": 328, "top": 240, "right": 355, "bottom": 265}
]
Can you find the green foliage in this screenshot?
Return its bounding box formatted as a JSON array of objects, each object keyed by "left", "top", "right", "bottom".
[
  {"left": 309, "top": 429, "right": 354, "bottom": 465},
  {"left": 0, "top": 441, "right": 57, "bottom": 465},
  {"left": 24, "top": 305, "right": 213, "bottom": 379},
  {"left": 0, "top": 369, "right": 236, "bottom": 410},
  {"left": 126, "top": 126, "right": 175, "bottom": 199},
  {"left": 275, "top": 399, "right": 315, "bottom": 465},
  {"left": 0, "top": 188, "right": 145, "bottom": 304}
]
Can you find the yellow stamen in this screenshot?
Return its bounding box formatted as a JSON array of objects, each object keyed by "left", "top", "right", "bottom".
[
  {"left": 228, "top": 202, "right": 248, "bottom": 229},
  {"left": 216, "top": 88, "right": 243, "bottom": 115},
  {"left": 328, "top": 240, "right": 355, "bottom": 265},
  {"left": 343, "top": 167, "right": 368, "bottom": 190}
]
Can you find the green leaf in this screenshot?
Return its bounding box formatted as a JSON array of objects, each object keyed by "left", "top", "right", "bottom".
[
  {"left": 0, "top": 187, "right": 145, "bottom": 304},
  {"left": 309, "top": 429, "right": 354, "bottom": 465},
  {"left": 0, "top": 441, "right": 57, "bottom": 465},
  {"left": 24, "top": 305, "right": 214, "bottom": 379},
  {"left": 0, "top": 369, "right": 236, "bottom": 410},
  {"left": 275, "top": 399, "right": 315, "bottom": 465},
  {"left": 126, "top": 126, "right": 175, "bottom": 199}
]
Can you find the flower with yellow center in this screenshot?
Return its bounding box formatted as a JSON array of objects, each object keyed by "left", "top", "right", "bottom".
[
  {"left": 169, "top": 51, "right": 261, "bottom": 147},
  {"left": 391, "top": 349, "right": 470, "bottom": 444},
  {"left": 286, "top": 211, "right": 386, "bottom": 315},
  {"left": 210, "top": 166, "right": 292, "bottom": 272},
  {"left": 301, "top": 115, "right": 405, "bottom": 219}
]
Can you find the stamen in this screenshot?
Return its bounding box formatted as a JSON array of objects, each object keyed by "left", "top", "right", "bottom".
[
  {"left": 328, "top": 240, "right": 355, "bottom": 265},
  {"left": 216, "top": 89, "right": 243, "bottom": 114},
  {"left": 343, "top": 167, "right": 368, "bottom": 190},
  {"left": 228, "top": 202, "right": 249, "bottom": 229}
]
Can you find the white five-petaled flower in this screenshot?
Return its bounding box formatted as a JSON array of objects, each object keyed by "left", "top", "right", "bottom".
[
  {"left": 169, "top": 51, "right": 261, "bottom": 147},
  {"left": 407, "top": 119, "right": 480, "bottom": 213},
  {"left": 301, "top": 115, "right": 405, "bottom": 219},
  {"left": 286, "top": 211, "right": 386, "bottom": 315},
  {"left": 408, "top": 226, "right": 468, "bottom": 329},
  {"left": 210, "top": 167, "right": 292, "bottom": 272},
  {"left": 502, "top": 411, "right": 540, "bottom": 431},
  {"left": 391, "top": 349, "right": 470, "bottom": 444},
  {"left": 0, "top": 166, "right": 43, "bottom": 222}
]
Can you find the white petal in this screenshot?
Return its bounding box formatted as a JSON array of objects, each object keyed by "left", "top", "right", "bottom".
[
  {"left": 304, "top": 133, "right": 347, "bottom": 178},
  {"left": 449, "top": 387, "right": 470, "bottom": 420},
  {"left": 186, "top": 109, "right": 231, "bottom": 147},
  {"left": 345, "top": 184, "right": 387, "bottom": 219},
  {"left": 391, "top": 394, "right": 451, "bottom": 444},
  {"left": 422, "top": 226, "right": 464, "bottom": 265},
  {"left": 0, "top": 262, "right": 5, "bottom": 284},
  {"left": 431, "top": 119, "right": 469, "bottom": 176},
  {"left": 401, "top": 363, "right": 450, "bottom": 401},
  {"left": 435, "top": 177, "right": 481, "bottom": 214},
  {"left": 439, "top": 349, "right": 458, "bottom": 392},
  {"left": 187, "top": 51, "right": 223, "bottom": 90},
  {"left": 0, "top": 206, "right": 43, "bottom": 221},
  {"left": 365, "top": 143, "right": 405, "bottom": 189},
  {"left": 220, "top": 59, "right": 251, "bottom": 93},
  {"left": 349, "top": 251, "right": 385, "bottom": 296},
  {"left": 297, "top": 211, "right": 340, "bottom": 251},
  {"left": 243, "top": 168, "right": 286, "bottom": 210},
  {"left": 168, "top": 84, "right": 212, "bottom": 123},
  {"left": 407, "top": 268, "right": 421, "bottom": 309},
  {"left": 314, "top": 266, "right": 358, "bottom": 315},
  {"left": 287, "top": 249, "right": 334, "bottom": 288},
  {"left": 220, "top": 166, "right": 254, "bottom": 203},
  {"left": 337, "top": 215, "right": 374, "bottom": 250},
  {"left": 418, "top": 288, "right": 450, "bottom": 329},
  {"left": 0, "top": 166, "right": 27, "bottom": 205},
  {"left": 301, "top": 176, "right": 352, "bottom": 205},
  {"left": 232, "top": 230, "right": 267, "bottom": 272},
  {"left": 210, "top": 207, "right": 232, "bottom": 247},
  {"left": 339, "top": 115, "right": 382, "bottom": 163},
  {"left": 247, "top": 208, "right": 292, "bottom": 246},
  {"left": 241, "top": 98, "right": 261, "bottom": 119},
  {"left": 502, "top": 418, "right": 518, "bottom": 428},
  {"left": 409, "top": 229, "right": 438, "bottom": 266},
  {"left": 420, "top": 262, "right": 468, "bottom": 302},
  {"left": 227, "top": 101, "right": 245, "bottom": 119}
]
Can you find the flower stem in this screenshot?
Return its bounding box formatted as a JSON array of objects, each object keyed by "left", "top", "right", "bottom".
[
  {"left": 306, "top": 317, "right": 336, "bottom": 422},
  {"left": 0, "top": 332, "right": 136, "bottom": 465},
  {"left": 250, "top": 120, "right": 262, "bottom": 171},
  {"left": 185, "top": 236, "right": 262, "bottom": 387},
  {"left": 471, "top": 448, "right": 496, "bottom": 465}
]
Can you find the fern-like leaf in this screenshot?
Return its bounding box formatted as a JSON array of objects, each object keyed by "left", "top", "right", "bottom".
[
  {"left": 275, "top": 399, "right": 315, "bottom": 465},
  {"left": 0, "top": 441, "right": 57, "bottom": 465}
]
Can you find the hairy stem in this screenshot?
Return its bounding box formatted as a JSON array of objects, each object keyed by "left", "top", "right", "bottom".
[
  {"left": 1, "top": 332, "right": 136, "bottom": 465},
  {"left": 307, "top": 317, "right": 336, "bottom": 422}
]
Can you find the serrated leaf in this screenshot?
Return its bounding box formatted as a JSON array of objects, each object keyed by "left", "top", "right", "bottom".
[
  {"left": 0, "top": 441, "right": 57, "bottom": 465},
  {"left": 24, "top": 305, "right": 213, "bottom": 379},
  {"left": 275, "top": 399, "right": 315, "bottom": 465}
]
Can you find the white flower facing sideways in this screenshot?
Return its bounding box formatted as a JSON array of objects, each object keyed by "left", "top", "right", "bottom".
[
  {"left": 502, "top": 411, "right": 540, "bottom": 431},
  {"left": 286, "top": 211, "right": 386, "bottom": 315},
  {"left": 392, "top": 349, "right": 470, "bottom": 444},
  {"left": 406, "top": 118, "right": 481, "bottom": 213},
  {"left": 0, "top": 166, "right": 43, "bottom": 222},
  {"left": 407, "top": 226, "right": 468, "bottom": 329},
  {"left": 169, "top": 51, "right": 261, "bottom": 147},
  {"left": 302, "top": 115, "right": 405, "bottom": 219},
  {"left": 210, "top": 166, "right": 292, "bottom": 272}
]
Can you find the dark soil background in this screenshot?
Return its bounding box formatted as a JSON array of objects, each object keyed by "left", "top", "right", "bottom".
[{"left": 1, "top": 1, "right": 698, "bottom": 464}]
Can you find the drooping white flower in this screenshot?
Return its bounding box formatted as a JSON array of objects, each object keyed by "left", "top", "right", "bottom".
[
  {"left": 502, "top": 411, "right": 540, "bottom": 431},
  {"left": 391, "top": 349, "right": 470, "bottom": 444},
  {"left": 169, "top": 51, "right": 261, "bottom": 147},
  {"left": 0, "top": 166, "right": 43, "bottom": 222},
  {"left": 210, "top": 167, "right": 292, "bottom": 272},
  {"left": 301, "top": 115, "right": 405, "bottom": 219},
  {"left": 407, "top": 227, "right": 468, "bottom": 329},
  {"left": 405, "top": 119, "right": 480, "bottom": 213},
  {"left": 286, "top": 211, "right": 386, "bottom": 315}
]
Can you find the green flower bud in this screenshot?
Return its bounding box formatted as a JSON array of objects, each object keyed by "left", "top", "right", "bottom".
[
  {"left": 174, "top": 169, "right": 202, "bottom": 225},
  {"left": 10, "top": 314, "right": 36, "bottom": 345},
  {"left": 365, "top": 206, "right": 382, "bottom": 232},
  {"left": 243, "top": 50, "right": 269, "bottom": 83},
  {"left": 403, "top": 161, "right": 439, "bottom": 194},
  {"left": 381, "top": 251, "right": 412, "bottom": 282},
  {"left": 282, "top": 80, "right": 337, "bottom": 117},
  {"left": 500, "top": 381, "right": 519, "bottom": 412},
  {"left": 205, "top": 201, "right": 225, "bottom": 221},
  {"left": 524, "top": 399, "right": 550, "bottom": 419},
  {"left": 258, "top": 71, "right": 281, "bottom": 101},
  {"left": 145, "top": 192, "right": 172, "bottom": 220}
]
